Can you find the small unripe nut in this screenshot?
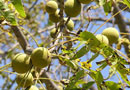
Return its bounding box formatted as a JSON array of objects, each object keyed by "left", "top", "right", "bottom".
[
  {"left": 31, "top": 47, "right": 51, "bottom": 68},
  {"left": 65, "top": 0, "right": 81, "bottom": 17},
  {"left": 49, "top": 10, "right": 60, "bottom": 23},
  {"left": 64, "top": 18, "right": 74, "bottom": 31},
  {"left": 16, "top": 73, "right": 33, "bottom": 88},
  {"left": 45, "top": 1, "right": 58, "bottom": 14},
  {"left": 96, "top": 34, "right": 109, "bottom": 45},
  {"left": 122, "top": 38, "right": 130, "bottom": 45},
  {"left": 50, "top": 28, "right": 59, "bottom": 38},
  {"left": 12, "top": 53, "right": 32, "bottom": 73},
  {"left": 102, "top": 27, "right": 119, "bottom": 44}
]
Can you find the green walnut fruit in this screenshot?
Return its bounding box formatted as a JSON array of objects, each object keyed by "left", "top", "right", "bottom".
[
  {"left": 45, "top": 1, "right": 58, "bottom": 14},
  {"left": 65, "top": 0, "right": 81, "bottom": 17},
  {"left": 64, "top": 18, "right": 74, "bottom": 31},
  {"left": 50, "top": 28, "right": 59, "bottom": 38},
  {"left": 78, "top": 0, "right": 92, "bottom": 4},
  {"left": 16, "top": 73, "right": 33, "bottom": 88},
  {"left": 27, "top": 85, "right": 39, "bottom": 90},
  {"left": 31, "top": 47, "right": 51, "bottom": 68},
  {"left": 122, "top": 38, "right": 130, "bottom": 45},
  {"left": 49, "top": 10, "right": 60, "bottom": 23},
  {"left": 12, "top": 53, "right": 32, "bottom": 73},
  {"left": 102, "top": 27, "right": 119, "bottom": 44},
  {"left": 96, "top": 34, "right": 109, "bottom": 45}
]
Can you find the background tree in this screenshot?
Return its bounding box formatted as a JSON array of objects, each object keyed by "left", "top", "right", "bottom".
[{"left": 0, "top": 0, "right": 130, "bottom": 90}]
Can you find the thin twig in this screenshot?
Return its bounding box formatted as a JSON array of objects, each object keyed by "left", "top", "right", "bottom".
[{"left": 29, "top": 0, "right": 39, "bottom": 12}]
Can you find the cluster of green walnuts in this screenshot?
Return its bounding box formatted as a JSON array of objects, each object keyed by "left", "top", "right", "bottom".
[
  {"left": 11, "top": 47, "right": 51, "bottom": 89},
  {"left": 96, "top": 27, "right": 119, "bottom": 45},
  {"left": 45, "top": 0, "right": 128, "bottom": 48},
  {"left": 45, "top": 0, "right": 92, "bottom": 38},
  {"left": 95, "top": 27, "right": 130, "bottom": 50},
  {"left": 46, "top": 0, "right": 92, "bottom": 21}
]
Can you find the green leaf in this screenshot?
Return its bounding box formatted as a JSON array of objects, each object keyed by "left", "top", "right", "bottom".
[
  {"left": 96, "top": 62, "right": 107, "bottom": 71},
  {"left": 95, "top": 71, "right": 103, "bottom": 85},
  {"left": 65, "top": 70, "right": 85, "bottom": 90},
  {"left": 89, "top": 70, "right": 97, "bottom": 80},
  {"left": 101, "top": 44, "right": 114, "bottom": 57},
  {"left": 105, "top": 81, "right": 121, "bottom": 90},
  {"left": 79, "top": 31, "right": 100, "bottom": 47},
  {"left": 99, "top": 0, "right": 112, "bottom": 15},
  {"left": 116, "top": 63, "right": 128, "bottom": 75},
  {"left": 103, "top": 1, "right": 112, "bottom": 15},
  {"left": 88, "top": 52, "right": 99, "bottom": 63},
  {"left": 71, "top": 46, "right": 89, "bottom": 60},
  {"left": 122, "top": 0, "right": 130, "bottom": 9},
  {"left": 66, "top": 60, "right": 78, "bottom": 70},
  {"left": 74, "top": 41, "right": 86, "bottom": 50},
  {"left": 0, "top": 0, "right": 17, "bottom": 25},
  {"left": 119, "top": 57, "right": 129, "bottom": 65},
  {"left": 75, "top": 80, "right": 86, "bottom": 87},
  {"left": 74, "top": 70, "right": 85, "bottom": 82},
  {"left": 94, "top": 71, "right": 103, "bottom": 90},
  {"left": 82, "top": 81, "right": 95, "bottom": 89},
  {"left": 116, "top": 63, "right": 130, "bottom": 86},
  {"left": 89, "top": 70, "right": 104, "bottom": 90},
  {"left": 11, "top": 0, "right": 26, "bottom": 18},
  {"left": 6, "top": 12, "right": 17, "bottom": 25}
]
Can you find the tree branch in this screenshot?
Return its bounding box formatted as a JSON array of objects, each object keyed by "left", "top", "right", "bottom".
[
  {"left": 28, "top": 0, "right": 39, "bottom": 12},
  {"left": 11, "top": 26, "right": 32, "bottom": 54},
  {"left": 112, "top": 3, "right": 130, "bottom": 57}
]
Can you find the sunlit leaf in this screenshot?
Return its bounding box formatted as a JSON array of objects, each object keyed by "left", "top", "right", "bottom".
[
  {"left": 122, "top": 0, "right": 130, "bottom": 8},
  {"left": 0, "top": 0, "right": 17, "bottom": 25},
  {"left": 65, "top": 70, "right": 85, "bottom": 90},
  {"left": 89, "top": 70, "right": 97, "bottom": 80},
  {"left": 96, "top": 62, "right": 107, "bottom": 71},
  {"left": 105, "top": 81, "right": 121, "bottom": 90},
  {"left": 7, "top": 32, "right": 13, "bottom": 37},
  {"left": 66, "top": 60, "right": 78, "bottom": 70},
  {"left": 99, "top": 0, "right": 112, "bottom": 15},
  {"left": 82, "top": 81, "right": 95, "bottom": 89},
  {"left": 89, "top": 71, "right": 104, "bottom": 90},
  {"left": 79, "top": 31, "right": 100, "bottom": 47},
  {"left": 71, "top": 46, "right": 89, "bottom": 60},
  {"left": 88, "top": 52, "right": 99, "bottom": 63},
  {"left": 11, "top": 0, "right": 26, "bottom": 18},
  {"left": 95, "top": 71, "right": 103, "bottom": 85},
  {"left": 116, "top": 63, "right": 130, "bottom": 86},
  {"left": 75, "top": 80, "right": 86, "bottom": 87}
]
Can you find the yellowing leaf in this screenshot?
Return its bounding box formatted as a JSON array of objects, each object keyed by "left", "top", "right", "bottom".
[
  {"left": 75, "top": 59, "right": 80, "bottom": 62},
  {"left": 7, "top": 32, "right": 13, "bottom": 37},
  {"left": 80, "top": 61, "right": 92, "bottom": 69},
  {"left": 8, "top": 3, "right": 14, "bottom": 10}
]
